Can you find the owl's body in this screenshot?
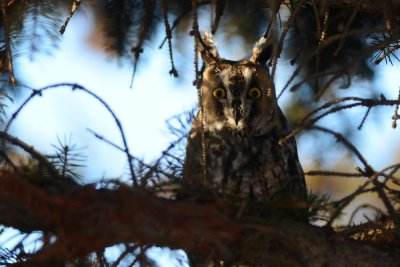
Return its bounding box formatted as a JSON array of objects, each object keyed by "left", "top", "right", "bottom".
[
  {"left": 185, "top": 108, "right": 304, "bottom": 203},
  {"left": 183, "top": 32, "right": 306, "bottom": 210}
]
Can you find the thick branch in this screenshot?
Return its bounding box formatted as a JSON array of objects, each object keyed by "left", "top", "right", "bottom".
[{"left": 0, "top": 172, "right": 399, "bottom": 266}]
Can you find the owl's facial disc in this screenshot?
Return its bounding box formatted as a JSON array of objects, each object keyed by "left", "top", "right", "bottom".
[{"left": 202, "top": 60, "right": 275, "bottom": 134}]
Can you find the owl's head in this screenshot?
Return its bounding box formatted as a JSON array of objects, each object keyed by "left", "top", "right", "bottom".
[{"left": 198, "top": 32, "right": 280, "bottom": 135}]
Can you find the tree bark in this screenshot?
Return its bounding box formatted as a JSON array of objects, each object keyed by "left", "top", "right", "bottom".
[{"left": 0, "top": 172, "right": 399, "bottom": 266}]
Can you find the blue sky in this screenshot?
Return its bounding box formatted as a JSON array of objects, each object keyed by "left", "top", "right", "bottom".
[{"left": 12, "top": 10, "right": 199, "bottom": 181}]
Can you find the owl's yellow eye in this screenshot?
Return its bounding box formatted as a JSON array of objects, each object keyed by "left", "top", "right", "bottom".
[
  {"left": 212, "top": 87, "right": 226, "bottom": 99},
  {"left": 248, "top": 87, "right": 262, "bottom": 99}
]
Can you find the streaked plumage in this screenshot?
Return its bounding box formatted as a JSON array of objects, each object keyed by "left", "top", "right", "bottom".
[{"left": 183, "top": 32, "right": 306, "bottom": 208}]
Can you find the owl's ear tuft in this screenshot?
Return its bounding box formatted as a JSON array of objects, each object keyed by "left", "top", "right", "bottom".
[
  {"left": 250, "top": 36, "right": 273, "bottom": 65},
  {"left": 198, "top": 31, "right": 220, "bottom": 65}
]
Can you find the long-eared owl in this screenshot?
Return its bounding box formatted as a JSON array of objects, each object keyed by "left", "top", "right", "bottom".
[{"left": 183, "top": 32, "right": 306, "bottom": 211}]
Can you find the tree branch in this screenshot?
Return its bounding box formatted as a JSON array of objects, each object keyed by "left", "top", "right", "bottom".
[{"left": 0, "top": 172, "right": 399, "bottom": 266}]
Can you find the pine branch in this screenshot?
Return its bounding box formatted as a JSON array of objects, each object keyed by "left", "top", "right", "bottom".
[
  {"left": 0, "top": 171, "right": 399, "bottom": 266},
  {"left": 5, "top": 82, "right": 137, "bottom": 185},
  {"left": 48, "top": 135, "right": 86, "bottom": 179},
  {"left": 0, "top": 131, "right": 59, "bottom": 177}
]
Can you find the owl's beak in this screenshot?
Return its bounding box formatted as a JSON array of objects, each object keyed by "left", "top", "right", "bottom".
[
  {"left": 232, "top": 99, "right": 242, "bottom": 126},
  {"left": 234, "top": 108, "right": 241, "bottom": 125}
]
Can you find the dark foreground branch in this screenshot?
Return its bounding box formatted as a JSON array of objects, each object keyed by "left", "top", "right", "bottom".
[{"left": 0, "top": 172, "right": 399, "bottom": 266}]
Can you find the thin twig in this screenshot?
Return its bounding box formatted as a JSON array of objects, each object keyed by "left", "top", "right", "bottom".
[
  {"left": 277, "top": 27, "right": 391, "bottom": 97},
  {"left": 59, "top": 0, "right": 81, "bottom": 34},
  {"left": 347, "top": 204, "right": 383, "bottom": 226},
  {"left": 211, "top": 0, "right": 225, "bottom": 34},
  {"left": 281, "top": 125, "right": 372, "bottom": 173},
  {"left": 159, "top": 7, "right": 192, "bottom": 49},
  {"left": 87, "top": 128, "right": 182, "bottom": 183},
  {"left": 130, "top": 0, "right": 155, "bottom": 88},
  {"left": 358, "top": 106, "right": 371, "bottom": 130},
  {"left": 111, "top": 244, "right": 138, "bottom": 267},
  {"left": 328, "top": 181, "right": 372, "bottom": 226},
  {"left": 271, "top": 0, "right": 303, "bottom": 80},
  {"left": 0, "top": 131, "right": 59, "bottom": 177},
  {"left": 333, "top": 2, "right": 360, "bottom": 56},
  {"left": 374, "top": 44, "right": 400, "bottom": 65},
  {"left": 392, "top": 88, "right": 400, "bottom": 128},
  {"left": 311, "top": 0, "right": 321, "bottom": 41},
  {"left": 305, "top": 170, "right": 363, "bottom": 178},
  {"left": 161, "top": 0, "right": 178, "bottom": 77},
  {"left": 295, "top": 96, "right": 400, "bottom": 129},
  {"left": 5, "top": 83, "right": 137, "bottom": 185},
  {"left": 371, "top": 179, "right": 398, "bottom": 227}
]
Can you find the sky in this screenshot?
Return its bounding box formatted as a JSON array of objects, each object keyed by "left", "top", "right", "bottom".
[
  {"left": 12, "top": 9, "right": 199, "bottom": 182},
  {"left": 4, "top": 5, "right": 400, "bottom": 266}
]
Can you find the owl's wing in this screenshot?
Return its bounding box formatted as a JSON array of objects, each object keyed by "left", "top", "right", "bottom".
[
  {"left": 276, "top": 107, "right": 307, "bottom": 198},
  {"left": 286, "top": 135, "right": 307, "bottom": 197},
  {"left": 182, "top": 117, "right": 205, "bottom": 189}
]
